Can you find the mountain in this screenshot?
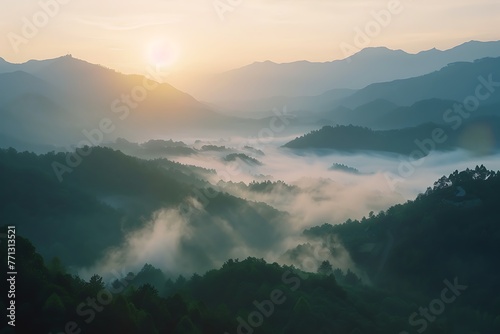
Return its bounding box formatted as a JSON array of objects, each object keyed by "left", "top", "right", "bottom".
[
  {"left": 287, "top": 166, "right": 500, "bottom": 333},
  {"left": 0, "top": 56, "right": 226, "bottom": 145},
  {"left": 0, "top": 70, "right": 90, "bottom": 145},
  {"left": 314, "top": 98, "right": 500, "bottom": 130},
  {"left": 0, "top": 237, "right": 416, "bottom": 334},
  {"left": 371, "top": 98, "right": 462, "bottom": 129},
  {"left": 0, "top": 56, "right": 59, "bottom": 74},
  {"left": 301, "top": 57, "right": 500, "bottom": 129},
  {"left": 284, "top": 124, "right": 442, "bottom": 154},
  {"left": 210, "top": 88, "right": 357, "bottom": 117},
  {"left": 304, "top": 165, "right": 500, "bottom": 292},
  {"left": 373, "top": 99, "right": 500, "bottom": 129},
  {"left": 317, "top": 99, "right": 398, "bottom": 126},
  {"left": 182, "top": 40, "right": 500, "bottom": 102},
  {"left": 6, "top": 166, "right": 500, "bottom": 333},
  {"left": 339, "top": 56, "right": 500, "bottom": 108},
  {"left": 0, "top": 147, "right": 289, "bottom": 271},
  {"left": 0, "top": 56, "right": 305, "bottom": 148},
  {"left": 283, "top": 120, "right": 500, "bottom": 155},
  {"left": 0, "top": 70, "right": 59, "bottom": 102}
]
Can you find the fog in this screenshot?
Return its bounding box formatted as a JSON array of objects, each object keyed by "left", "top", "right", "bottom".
[
  {"left": 175, "top": 142, "right": 500, "bottom": 223},
  {"left": 81, "top": 136, "right": 500, "bottom": 280}
]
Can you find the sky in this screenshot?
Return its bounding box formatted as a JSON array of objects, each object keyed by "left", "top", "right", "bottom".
[{"left": 1, "top": 0, "right": 500, "bottom": 80}]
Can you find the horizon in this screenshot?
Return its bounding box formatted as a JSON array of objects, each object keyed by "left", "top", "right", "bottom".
[
  {"left": 2, "top": 38, "right": 499, "bottom": 78},
  {"left": 2, "top": 0, "right": 500, "bottom": 80}
]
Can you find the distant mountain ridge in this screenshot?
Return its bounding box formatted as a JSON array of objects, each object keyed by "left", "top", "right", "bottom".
[
  {"left": 0, "top": 55, "right": 299, "bottom": 149},
  {"left": 2, "top": 44, "right": 500, "bottom": 149},
  {"left": 338, "top": 56, "right": 500, "bottom": 108},
  {"left": 182, "top": 40, "right": 500, "bottom": 102}
]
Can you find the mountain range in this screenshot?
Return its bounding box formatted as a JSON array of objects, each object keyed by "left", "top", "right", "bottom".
[
  {"left": 181, "top": 40, "right": 500, "bottom": 104},
  {"left": 0, "top": 56, "right": 302, "bottom": 149},
  {"left": 3, "top": 40, "right": 500, "bottom": 334},
  {"left": 2, "top": 40, "right": 500, "bottom": 152},
  {"left": 4, "top": 146, "right": 500, "bottom": 333},
  {"left": 302, "top": 56, "right": 500, "bottom": 130}
]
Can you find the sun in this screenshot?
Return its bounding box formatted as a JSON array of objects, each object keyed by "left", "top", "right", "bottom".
[{"left": 145, "top": 38, "right": 180, "bottom": 69}]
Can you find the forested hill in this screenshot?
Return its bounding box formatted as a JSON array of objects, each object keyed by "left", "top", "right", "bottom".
[
  {"left": 283, "top": 121, "right": 500, "bottom": 154},
  {"left": 0, "top": 235, "right": 470, "bottom": 334},
  {"left": 2, "top": 165, "right": 500, "bottom": 333},
  {"left": 300, "top": 166, "right": 500, "bottom": 332},
  {"left": 0, "top": 147, "right": 288, "bottom": 270}
]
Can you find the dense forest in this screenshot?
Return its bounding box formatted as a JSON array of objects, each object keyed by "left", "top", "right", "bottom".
[
  {"left": 1, "top": 146, "right": 499, "bottom": 333},
  {"left": 0, "top": 147, "right": 286, "bottom": 269}
]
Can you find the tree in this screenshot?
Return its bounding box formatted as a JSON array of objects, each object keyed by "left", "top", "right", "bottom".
[
  {"left": 88, "top": 274, "right": 105, "bottom": 295},
  {"left": 345, "top": 269, "right": 361, "bottom": 285},
  {"left": 317, "top": 260, "right": 333, "bottom": 275}
]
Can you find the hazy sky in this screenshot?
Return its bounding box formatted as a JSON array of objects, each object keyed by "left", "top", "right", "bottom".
[{"left": 1, "top": 0, "right": 500, "bottom": 78}]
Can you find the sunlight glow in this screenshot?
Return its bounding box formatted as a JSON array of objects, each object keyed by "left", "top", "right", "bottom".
[{"left": 145, "top": 38, "right": 180, "bottom": 69}]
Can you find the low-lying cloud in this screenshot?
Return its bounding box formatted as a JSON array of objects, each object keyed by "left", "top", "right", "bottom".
[{"left": 83, "top": 137, "right": 500, "bottom": 280}]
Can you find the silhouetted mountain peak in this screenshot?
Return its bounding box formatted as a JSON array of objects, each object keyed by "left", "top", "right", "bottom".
[
  {"left": 193, "top": 40, "right": 500, "bottom": 101},
  {"left": 250, "top": 60, "right": 277, "bottom": 67},
  {"left": 46, "top": 54, "right": 116, "bottom": 73},
  {"left": 349, "top": 46, "right": 407, "bottom": 59},
  {"left": 417, "top": 47, "right": 439, "bottom": 55}
]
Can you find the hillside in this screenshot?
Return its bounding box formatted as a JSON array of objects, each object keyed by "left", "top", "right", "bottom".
[
  {"left": 339, "top": 56, "right": 500, "bottom": 108},
  {"left": 0, "top": 56, "right": 286, "bottom": 147},
  {"left": 0, "top": 147, "right": 288, "bottom": 270},
  {"left": 3, "top": 167, "right": 500, "bottom": 333},
  {"left": 283, "top": 121, "right": 500, "bottom": 155}
]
